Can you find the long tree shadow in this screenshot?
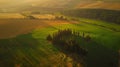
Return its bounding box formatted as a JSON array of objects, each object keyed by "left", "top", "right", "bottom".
[
  {"left": 80, "top": 40, "right": 118, "bottom": 67},
  {"left": 47, "top": 29, "right": 119, "bottom": 67},
  {"left": 0, "top": 33, "right": 45, "bottom": 67}
]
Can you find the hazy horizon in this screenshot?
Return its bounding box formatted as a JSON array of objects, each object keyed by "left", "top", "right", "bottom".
[
  {"left": 0, "top": 0, "right": 120, "bottom": 12},
  {"left": 0, "top": 0, "right": 120, "bottom": 7}
]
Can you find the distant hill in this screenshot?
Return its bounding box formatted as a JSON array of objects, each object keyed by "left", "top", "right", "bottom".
[
  {"left": 61, "top": 9, "right": 120, "bottom": 24},
  {"left": 0, "top": 0, "right": 120, "bottom": 12},
  {"left": 75, "top": 1, "right": 120, "bottom": 10}
]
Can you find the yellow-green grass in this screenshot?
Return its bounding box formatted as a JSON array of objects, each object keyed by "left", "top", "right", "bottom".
[{"left": 33, "top": 20, "right": 120, "bottom": 50}]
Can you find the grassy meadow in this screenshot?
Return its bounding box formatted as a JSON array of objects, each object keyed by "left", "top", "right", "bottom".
[{"left": 0, "top": 14, "right": 119, "bottom": 67}]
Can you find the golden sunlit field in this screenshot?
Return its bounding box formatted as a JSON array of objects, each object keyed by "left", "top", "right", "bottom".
[
  {"left": 32, "top": 14, "right": 56, "bottom": 19},
  {"left": 0, "top": 13, "right": 77, "bottom": 39},
  {"left": 0, "top": 19, "right": 74, "bottom": 39},
  {"left": 0, "top": 13, "right": 25, "bottom": 19}
]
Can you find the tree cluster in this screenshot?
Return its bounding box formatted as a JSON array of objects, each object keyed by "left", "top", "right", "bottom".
[
  {"left": 46, "top": 29, "right": 91, "bottom": 57},
  {"left": 55, "top": 15, "right": 67, "bottom": 20}
]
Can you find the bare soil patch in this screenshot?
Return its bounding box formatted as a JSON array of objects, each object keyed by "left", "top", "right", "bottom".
[{"left": 0, "top": 19, "right": 77, "bottom": 39}]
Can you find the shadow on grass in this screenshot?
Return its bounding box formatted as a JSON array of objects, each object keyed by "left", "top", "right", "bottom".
[
  {"left": 0, "top": 33, "right": 118, "bottom": 67},
  {"left": 0, "top": 33, "right": 45, "bottom": 67},
  {"left": 52, "top": 36, "right": 119, "bottom": 67},
  {"left": 80, "top": 41, "right": 118, "bottom": 67}
]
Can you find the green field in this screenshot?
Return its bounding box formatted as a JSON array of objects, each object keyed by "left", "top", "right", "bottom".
[{"left": 0, "top": 17, "right": 120, "bottom": 67}]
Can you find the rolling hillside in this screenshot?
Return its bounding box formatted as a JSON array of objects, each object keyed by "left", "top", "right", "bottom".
[
  {"left": 1, "top": 0, "right": 120, "bottom": 12},
  {"left": 75, "top": 1, "right": 120, "bottom": 10},
  {"left": 0, "top": 17, "right": 119, "bottom": 67},
  {"left": 61, "top": 9, "right": 120, "bottom": 24},
  {"left": 0, "top": 0, "right": 120, "bottom": 67}
]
